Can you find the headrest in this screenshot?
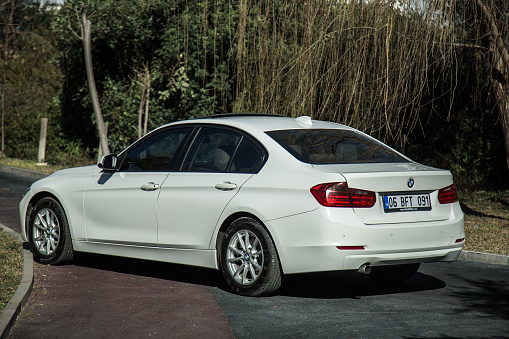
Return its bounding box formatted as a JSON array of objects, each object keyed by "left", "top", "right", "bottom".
[{"left": 214, "top": 147, "right": 231, "bottom": 171}]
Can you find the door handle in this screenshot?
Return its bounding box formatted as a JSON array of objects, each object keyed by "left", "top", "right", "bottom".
[
  {"left": 140, "top": 182, "right": 160, "bottom": 191},
  {"left": 215, "top": 182, "right": 237, "bottom": 191}
]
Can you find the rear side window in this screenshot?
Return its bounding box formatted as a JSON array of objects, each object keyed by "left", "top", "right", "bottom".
[
  {"left": 266, "top": 129, "right": 408, "bottom": 164},
  {"left": 183, "top": 129, "right": 242, "bottom": 172},
  {"left": 182, "top": 127, "right": 266, "bottom": 173}
]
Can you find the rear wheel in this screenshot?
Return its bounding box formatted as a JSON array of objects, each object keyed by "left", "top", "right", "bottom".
[
  {"left": 368, "top": 263, "right": 420, "bottom": 284},
  {"left": 220, "top": 217, "right": 282, "bottom": 296},
  {"left": 28, "top": 197, "right": 74, "bottom": 265}
]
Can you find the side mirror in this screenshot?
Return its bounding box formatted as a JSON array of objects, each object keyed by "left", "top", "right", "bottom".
[{"left": 98, "top": 153, "right": 118, "bottom": 171}]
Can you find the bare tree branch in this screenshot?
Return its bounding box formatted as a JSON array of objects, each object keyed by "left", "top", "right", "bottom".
[{"left": 63, "top": 5, "right": 83, "bottom": 40}]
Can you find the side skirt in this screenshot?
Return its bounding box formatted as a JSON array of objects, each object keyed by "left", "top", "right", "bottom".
[{"left": 73, "top": 240, "right": 218, "bottom": 270}]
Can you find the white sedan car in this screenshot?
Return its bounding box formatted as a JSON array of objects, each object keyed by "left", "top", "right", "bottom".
[{"left": 20, "top": 114, "right": 464, "bottom": 296}]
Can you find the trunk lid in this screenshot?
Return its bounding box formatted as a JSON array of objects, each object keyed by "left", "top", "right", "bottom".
[{"left": 312, "top": 163, "right": 454, "bottom": 224}]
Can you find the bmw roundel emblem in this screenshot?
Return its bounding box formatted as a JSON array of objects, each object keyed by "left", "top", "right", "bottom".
[{"left": 407, "top": 178, "right": 415, "bottom": 188}]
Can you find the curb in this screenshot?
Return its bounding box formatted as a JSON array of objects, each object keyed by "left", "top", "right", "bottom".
[
  {"left": 0, "top": 164, "right": 48, "bottom": 180},
  {"left": 459, "top": 250, "right": 509, "bottom": 266},
  {"left": 0, "top": 224, "right": 34, "bottom": 339}
]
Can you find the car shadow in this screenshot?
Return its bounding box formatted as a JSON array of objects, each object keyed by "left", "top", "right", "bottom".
[
  {"left": 460, "top": 202, "right": 506, "bottom": 220},
  {"left": 97, "top": 171, "right": 114, "bottom": 185},
  {"left": 72, "top": 252, "right": 445, "bottom": 299},
  {"left": 73, "top": 252, "right": 227, "bottom": 289},
  {"left": 277, "top": 270, "right": 446, "bottom": 299}
]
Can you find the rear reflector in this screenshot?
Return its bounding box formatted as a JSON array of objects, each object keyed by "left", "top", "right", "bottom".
[
  {"left": 438, "top": 184, "right": 459, "bottom": 204},
  {"left": 455, "top": 238, "right": 465, "bottom": 243},
  {"left": 311, "top": 182, "right": 376, "bottom": 208},
  {"left": 337, "top": 246, "right": 366, "bottom": 250}
]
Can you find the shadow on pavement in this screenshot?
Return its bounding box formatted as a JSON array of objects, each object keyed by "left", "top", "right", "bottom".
[
  {"left": 448, "top": 274, "right": 509, "bottom": 321},
  {"left": 74, "top": 252, "right": 445, "bottom": 299},
  {"left": 460, "top": 202, "right": 507, "bottom": 220},
  {"left": 73, "top": 252, "right": 228, "bottom": 289},
  {"left": 278, "top": 270, "right": 446, "bottom": 299}
]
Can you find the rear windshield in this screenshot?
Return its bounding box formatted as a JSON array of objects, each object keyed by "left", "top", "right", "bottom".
[{"left": 266, "top": 129, "right": 409, "bottom": 164}]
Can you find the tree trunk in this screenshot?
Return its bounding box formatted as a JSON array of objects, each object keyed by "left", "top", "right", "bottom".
[
  {"left": 143, "top": 69, "right": 151, "bottom": 136},
  {"left": 4, "top": 0, "right": 17, "bottom": 59},
  {"left": 475, "top": 0, "right": 509, "bottom": 169},
  {"left": 137, "top": 70, "right": 147, "bottom": 139},
  {"left": 475, "top": 0, "right": 509, "bottom": 69},
  {"left": 82, "top": 10, "right": 109, "bottom": 156},
  {"left": 491, "top": 40, "right": 509, "bottom": 169},
  {"left": 136, "top": 66, "right": 151, "bottom": 138},
  {"left": 0, "top": 81, "right": 5, "bottom": 157}
]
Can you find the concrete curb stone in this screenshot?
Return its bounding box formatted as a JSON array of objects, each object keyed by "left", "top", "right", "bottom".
[
  {"left": 0, "top": 165, "right": 45, "bottom": 338},
  {"left": 0, "top": 224, "right": 34, "bottom": 339},
  {"left": 459, "top": 250, "right": 509, "bottom": 266}
]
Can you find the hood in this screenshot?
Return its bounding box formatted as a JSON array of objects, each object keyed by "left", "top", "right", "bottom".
[{"left": 47, "top": 165, "right": 100, "bottom": 178}]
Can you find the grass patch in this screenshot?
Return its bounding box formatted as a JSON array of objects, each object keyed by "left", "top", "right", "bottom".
[
  {"left": 0, "top": 157, "right": 94, "bottom": 175},
  {"left": 460, "top": 190, "right": 509, "bottom": 256},
  {"left": 0, "top": 229, "right": 23, "bottom": 310}
]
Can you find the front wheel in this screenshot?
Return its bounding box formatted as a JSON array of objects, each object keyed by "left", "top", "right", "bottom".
[
  {"left": 367, "top": 263, "right": 420, "bottom": 284},
  {"left": 28, "top": 197, "right": 74, "bottom": 265},
  {"left": 220, "top": 217, "right": 282, "bottom": 296}
]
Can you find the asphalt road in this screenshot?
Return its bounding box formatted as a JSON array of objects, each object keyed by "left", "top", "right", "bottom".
[
  {"left": 0, "top": 167, "right": 38, "bottom": 232},
  {"left": 1, "top": 167, "right": 508, "bottom": 338}
]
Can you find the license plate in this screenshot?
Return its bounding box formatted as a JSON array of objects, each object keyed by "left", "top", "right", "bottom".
[{"left": 383, "top": 194, "right": 431, "bottom": 212}]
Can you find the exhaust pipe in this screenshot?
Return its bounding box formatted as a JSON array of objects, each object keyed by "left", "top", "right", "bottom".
[{"left": 358, "top": 263, "right": 371, "bottom": 275}]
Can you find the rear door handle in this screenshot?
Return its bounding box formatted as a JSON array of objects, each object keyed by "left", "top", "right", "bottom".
[
  {"left": 215, "top": 182, "right": 237, "bottom": 191},
  {"left": 140, "top": 182, "right": 160, "bottom": 191}
]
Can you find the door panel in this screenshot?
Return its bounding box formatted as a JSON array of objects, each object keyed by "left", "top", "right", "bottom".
[
  {"left": 157, "top": 126, "right": 264, "bottom": 249},
  {"left": 157, "top": 172, "right": 252, "bottom": 249},
  {"left": 83, "top": 126, "right": 193, "bottom": 245},
  {"left": 84, "top": 171, "right": 169, "bottom": 245}
]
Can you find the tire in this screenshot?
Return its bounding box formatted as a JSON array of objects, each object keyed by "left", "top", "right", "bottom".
[
  {"left": 367, "top": 263, "right": 420, "bottom": 284},
  {"left": 28, "top": 197, "right": 74, "bottom": 265},
  {"left": 220, "top": 217, "right": 282, "bottom": 296}
]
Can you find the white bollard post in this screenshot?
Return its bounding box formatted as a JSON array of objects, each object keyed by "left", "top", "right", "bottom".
[{"left": 37, "top": 118, "right": 48, "bottom": 166}]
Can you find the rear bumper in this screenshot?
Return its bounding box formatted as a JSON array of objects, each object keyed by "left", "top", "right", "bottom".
[
  {"left": 342, "top": 247, "right": 462, "bottom": 270},
  {"left": 266, "top": 206, "right": 464, "bottom": 274},
  {"left": 276, "top": 243, "right": 464, "bottom": 274}
]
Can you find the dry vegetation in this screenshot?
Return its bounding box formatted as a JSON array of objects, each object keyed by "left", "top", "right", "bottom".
[
  {"left": 0, "top": 229, "right": 22, "bottom": 310},
  {"left": 231, "top": 0, "right": 458, "bottom": 143},
  {"left": 461, "top": 191, "right": 509, "bottom": 256},
  {"left": 0, "top": 157, "right": 93, "bottom": 174}
]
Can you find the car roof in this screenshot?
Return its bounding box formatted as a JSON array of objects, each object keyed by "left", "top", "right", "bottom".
[{"left": 172, "top": 114, "right": 352, "bottom": 132}]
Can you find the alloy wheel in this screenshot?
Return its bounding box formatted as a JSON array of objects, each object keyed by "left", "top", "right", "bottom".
[
  {"left": 32, "top": 208, "right": 60, "bottom": 256},
  {"left": 226, "top": 229, "right": 264, "bottom": 285}
]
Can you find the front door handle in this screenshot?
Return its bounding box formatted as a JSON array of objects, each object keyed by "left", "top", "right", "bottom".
[
  {"left": 215, "top": 182, "right": 237, "bottom": 191},
  {"left": 141, "top": 182, "right": 160, "bottom": 191}
]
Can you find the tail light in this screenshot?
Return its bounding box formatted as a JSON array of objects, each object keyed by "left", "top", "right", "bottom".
[
  {"left": 311, "top": 182, "right": 376, "bottom": 208},
  {"left": 438, "top": 184, "right": 459, "bottom": 204}
]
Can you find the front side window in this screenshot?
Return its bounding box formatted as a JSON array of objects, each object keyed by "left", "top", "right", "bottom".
[
  {"left": 182, "top": 127, "right": 265, "bottom": 173},
  {"left": 266, "top": 129, "right": 409, "bottom": 164},
  {"left": 120, "top": 127, "right": 192, "bottom": 171}
]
